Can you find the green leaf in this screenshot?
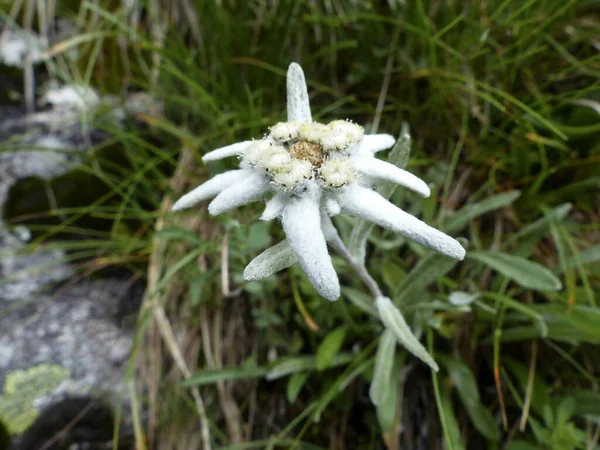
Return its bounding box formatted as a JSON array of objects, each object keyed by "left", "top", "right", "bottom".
[
  {"left": 377, "top": 125, "right": 412, "bottom": 197},
  {"left": 348, "top": 123, "right": 411, "bottom": 263},
  {"left": 448, "top": 291, "right": 479, "bottom": 306},
  {"left": 266, "top": 357, "right": 315, "bottom": 380},
  {"left": 313, "top": 360, "right": 373, "bottom": 422},
  {"left": 369, "top": 329, "right": 397, "bottom": 405},
  {"left": 506, "top": 441, "right": 540, "bottom": 450},
  {"left": 154, "top": 227, "right": 204, "bottom": 245},
  {"left": 444, "top": 190, "right": 521, "bottom": 233},
  {"left": 468, "top": 251, "right": 562, "bottom": 291},
  {"left": 287, "top": 372, "right": 310, "bottom": 403},
  {"left": 440, "top": 356, "right": 499, "bottom": 441},
  {"left": 342, "top": 287, "right": 378, "bottom": 317},
  {"left": 381, "top": 263, "right": 405, "bottom": 293},
  {"left": 439, "top": 381, "right": 466, "bottom": 450},
  {"left": 376, "top": 297, "right": 438, "bottom": 371},
  {"left": 245, "top": 223, "right": 272, "bottom": 253},
  {"left": 495, "top": 304, "right": 600, "bottom": 344},
  {"left": 394, "top": 239, "right": 467, "bottom": 304},
  {"left": 539, "top": 177, "right": 600, "bottom": 204},
  {"left": 470, "top": 403, "right": 500, "bottom": 440},
  {"left": 542, "top": 404, "right": 554, "bottom": 428},
  {"left": 153, "top": 247, "right": 205, "bottom": 294},
  {"left": 243, "top": 239, "right": 297, "bottom": 281},
  {"left": 266, "top": 353, "right": 353, "bottom": 380},
  {"left": 483, "top": 292, "right": 548, "bottom": 337},
  {"left": 498, "top": 324, "right": 600, "bottom": 344},
  {"left": 537, "top": 304, "right": 600, "bottom": 340},
  {"left": 563, "top": 391, "right": 600, "bottom": 418},
  {"left": 580, "top": 244, "right": 600, "bottom": 265},
  {"left": 562, "top": 243, "right": 600, "bottom": 270},
  {"left": 183, "top": 366, "right": 268, "bottom": 387},
  {"left": 556, "top": 397, "right": 576, "bottom": 424},
  {"left": 504, "top": 203, "right": 572, "bottom": 248},
  {"left": 311, "top": 339, "right": 378, "bottom": 422},
  {"left": 375, "top": 355, "right": 404, "bottom": 432},
  {"left": 316, "top": 326, "right": 347, "bottom": 371},
  {"left": 503, "top": 358, "right": 550, "bottom": 417},
  {"left": 187, "top": 272, "right": 209, "bottom": 306}
]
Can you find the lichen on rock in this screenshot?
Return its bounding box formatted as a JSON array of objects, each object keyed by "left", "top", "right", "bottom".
[{"left": 0, "top": 363, "right": 70, "bottom": 434}]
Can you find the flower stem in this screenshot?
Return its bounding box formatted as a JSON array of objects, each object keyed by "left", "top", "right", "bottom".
[
  {"left": 329, "top": 233, "right": 383, "bottom": 299},
  {"left": 321, "top": 214, "right": 383, "bottom": 298}
]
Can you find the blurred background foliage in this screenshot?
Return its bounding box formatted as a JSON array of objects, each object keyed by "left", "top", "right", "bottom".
[{"left": 1, "top": 0, "right": 600, "bottom": 449}]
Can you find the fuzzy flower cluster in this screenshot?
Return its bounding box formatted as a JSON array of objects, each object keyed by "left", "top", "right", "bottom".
[
  {"left": 243, "top": 120, "right": 364, "bottom": 190},
  {"left": 173, "top": 63, "right": 465, "bottom": 301}
]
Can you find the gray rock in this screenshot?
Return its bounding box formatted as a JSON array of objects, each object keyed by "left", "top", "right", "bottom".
[
  {"left": 0, "top": 123, "right": 76, "bottom": 305},
  {"left": 0, "top": 105, "right": 77, "bottom": 304},
  {"left": 0, "top": 278, "right": 140, "bottom": 437},
  {"left": 0, "top": 83, "right": 155, "bottom": 443},
  {"left": 0, "top": 277, "right": 136, "bottom": 388},
  {"left": 0, "top": 244, "right": 73, "bottom": 302},
  {"left": 0, "top": 87, "right": 160, "bottom": 303}
]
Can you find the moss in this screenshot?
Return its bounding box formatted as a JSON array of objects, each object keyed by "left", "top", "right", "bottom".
[{"left": 0, "top": 363, "right": 71, "bottom": 434}]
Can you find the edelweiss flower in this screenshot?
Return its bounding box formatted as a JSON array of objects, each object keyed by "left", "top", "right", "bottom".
[{"left": 173, "top": 63, "right": 465, "bottom": 301}]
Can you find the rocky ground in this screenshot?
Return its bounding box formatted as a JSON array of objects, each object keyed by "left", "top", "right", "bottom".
[{"left": 0, "top": 78, "right": 147, "bottom": 448}]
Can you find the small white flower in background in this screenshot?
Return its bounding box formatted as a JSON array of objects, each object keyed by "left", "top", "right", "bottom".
[
  {"left": 172, "top": 63, "right": 465, "bottom": 301},
  {"left": 41, "top": 85, "right": 101, "bottom": 111},
  {"left": 0, "top": 30, "right": 44, "bottom": 68}
]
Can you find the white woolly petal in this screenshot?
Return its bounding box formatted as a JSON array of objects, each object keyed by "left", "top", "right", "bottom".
[
  {"left": 281, "top": 196, "right": 340, "bottom": 301},
  {"left": 202, "top": 140, "right": 254, "bottom": 162},
  {"left": 260, "top": 194, "right": 288, "bottom": 221},
  {"left": 325, "top": 198, "right": 341, "bottom": 216},
  {"left": 172, "top": 170, "right": 250, "bottom": 211},
  {"left": 244, "top": 240, "right": 297, "bottom": 281},
  {"left": 287, "top": 63, "right": 312, "bottom": 124},
  {"left": 338, "top": 185, "right": 466, "bottom": 260},
  {"left": 357, "top": 134, "right": 396, "bottom": 155},
  {"left": 208, "top": 172, "right": 270, "bottom": 215},
  {"left": 352, "top": 156, "right": 431, "bottom": 198}
]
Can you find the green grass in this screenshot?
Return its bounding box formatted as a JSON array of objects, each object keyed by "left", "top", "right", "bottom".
[{"left": 2, "top": 0, "right": 600, "bottom": 449}]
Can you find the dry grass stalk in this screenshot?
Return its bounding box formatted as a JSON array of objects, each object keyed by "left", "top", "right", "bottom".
[{"left": 138, "top": 147, "right": 212, "bottom": 449}]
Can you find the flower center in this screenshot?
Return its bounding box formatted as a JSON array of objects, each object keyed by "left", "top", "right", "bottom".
[{"left": 288, "top": 141, "right": 325, "bottom": 167}]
